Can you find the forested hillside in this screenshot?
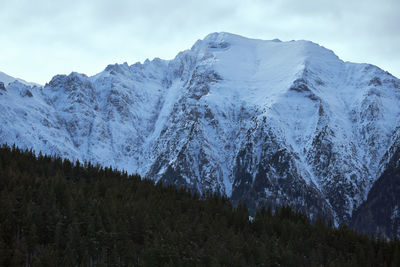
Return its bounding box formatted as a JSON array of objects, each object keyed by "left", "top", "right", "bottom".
[{"left": 1, "top": 145, "right": 399, "bottom": 266}]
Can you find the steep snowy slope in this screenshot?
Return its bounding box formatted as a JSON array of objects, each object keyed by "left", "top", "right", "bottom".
[
  {"left": 0, "top": 71, "right": 40, "bottom": 87},
  {"left": 351, "top": 136, "right": 400, "bottom": 238},
  {"left": 1, "top": 32, "right": 400, "bottom": 225}
]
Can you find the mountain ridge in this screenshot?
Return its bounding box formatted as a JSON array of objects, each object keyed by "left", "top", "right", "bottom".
[
  {"left": 1, "top": 32, "right": 400, "bottom": 228},
  {"left": 0, "top": 71, "right": 41, "bottom": 87}
]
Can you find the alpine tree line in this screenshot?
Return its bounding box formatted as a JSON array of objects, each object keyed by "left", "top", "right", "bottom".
[{"left": 0, "top": 144, "right": 400, "bottom": 266}]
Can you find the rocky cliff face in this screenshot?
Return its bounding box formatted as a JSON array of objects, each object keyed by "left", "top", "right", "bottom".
[
  {"left": 351, "top": 131, "right": 400, "bottom": 238},
  {"left": 1, "top": 32, "right": 400, "bottom": 227}
]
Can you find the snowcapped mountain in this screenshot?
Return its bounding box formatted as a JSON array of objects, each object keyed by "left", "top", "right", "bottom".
[{"left": 1, "top": 32, "right": 400, "bottom": 226}]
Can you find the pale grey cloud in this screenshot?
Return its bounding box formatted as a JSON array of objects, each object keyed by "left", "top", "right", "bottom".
[{"left": 0, "top": 0, "right": 399, "bottom": 84}]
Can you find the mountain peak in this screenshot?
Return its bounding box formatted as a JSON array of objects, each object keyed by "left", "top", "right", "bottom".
[
  {"left": 203, "top": 32, "right": 251, "bottom": 42},
  {"left": 193, "top": 32, "right": 267, "bottom": 51},
  {"left": 198, "top": 32, "right": 331, "bottom": 53},
  {"left": 191, "top": 33, "right": 341, "bottom": 74}
]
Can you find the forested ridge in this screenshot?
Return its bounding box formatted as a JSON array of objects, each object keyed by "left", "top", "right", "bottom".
[{"left": 0, "top": 145, "right": 399, "bottom": 266}]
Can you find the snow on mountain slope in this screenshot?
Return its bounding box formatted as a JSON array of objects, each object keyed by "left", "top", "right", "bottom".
[
  {"left": 1, "top": 32, "right": 400, "bottom": 224},
  {"left": 0, "top": 71, "right": 40, "bottom": 87}
]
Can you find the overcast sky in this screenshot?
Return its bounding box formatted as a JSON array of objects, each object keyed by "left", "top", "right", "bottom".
[{"left": 1, "top": 0, "right": 399, "bottom": 84}]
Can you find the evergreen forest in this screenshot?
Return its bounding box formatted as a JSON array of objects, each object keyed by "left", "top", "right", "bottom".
[{"left": 1, "top": 144, "right": 400, "bottom": 266}]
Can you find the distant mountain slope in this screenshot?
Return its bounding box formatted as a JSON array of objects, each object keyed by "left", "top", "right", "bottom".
[
  {"left": 1, "top": 32, "right": 400, "bottom": 227},
  {"left": 0, "top": 71, "right": 40, "bottom": 87}
]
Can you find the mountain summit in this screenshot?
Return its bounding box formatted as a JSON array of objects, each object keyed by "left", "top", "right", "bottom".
[{"left": 1, "top": 32, "right": 400, "bottom": 228}]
